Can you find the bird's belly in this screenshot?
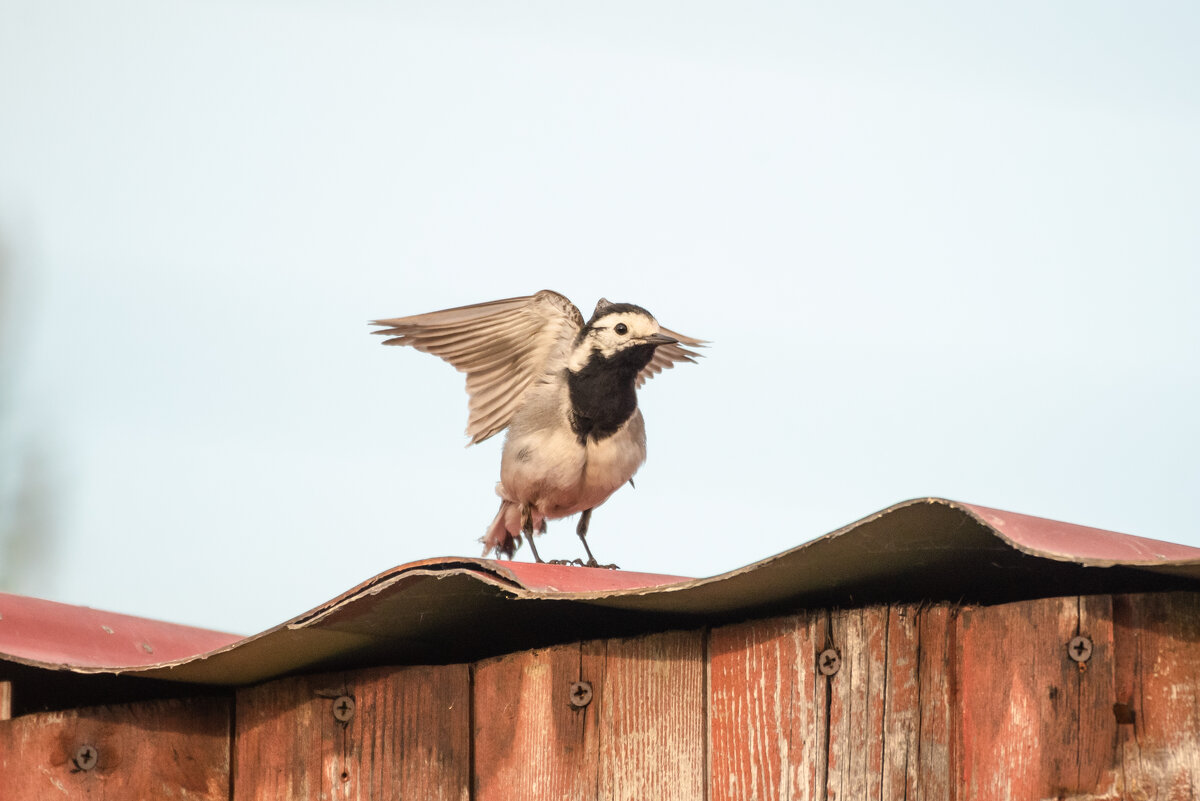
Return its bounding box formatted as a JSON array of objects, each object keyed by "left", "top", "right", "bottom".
[{"left": 500, "top": 420, "right": 646, "bottom": 520}]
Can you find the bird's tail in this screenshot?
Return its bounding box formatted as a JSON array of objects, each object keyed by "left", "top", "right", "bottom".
[
  {"left": 481, "top": 491, "right": 544, "bottom": 559},
  {"left": 482, "top": 500, "right": 521, "bottom": 558}
]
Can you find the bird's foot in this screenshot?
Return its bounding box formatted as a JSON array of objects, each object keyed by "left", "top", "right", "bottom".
[
  {"left": 544, "top": 557, "right": 620, "bottom": 569},
  {"left": 567, "top": 558, "right": 621, "bottom": 569}
]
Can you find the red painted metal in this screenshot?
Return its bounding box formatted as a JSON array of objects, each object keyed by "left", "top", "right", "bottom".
[
  {"left": 958, "top": 502, "right": 1200, "bottom": 564},
  {"left": 3, "top": 497, "right": 1199, "bottom": 683},
  {"left": 488, "top": 561, "right": 689, "bottom": 592},
  {"left": 0, "top": 592, "right": 239, "bottom": 669}
]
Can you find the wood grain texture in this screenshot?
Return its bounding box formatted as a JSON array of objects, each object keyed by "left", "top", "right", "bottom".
[
  {"left": 914, "top": 605, "right": 957, "bottom": 801},
  {"left": 958, "top": 595, "right": 1124, "bottom": 801},
  {"left": 1112, "top": 591, "right": 1200, "bottom": 800},
  {"left": 233, "top": 664, "right": 469, "bottom": 801},
  {"left": 5, "top": 591, "right": 1200, "bottom": 800},
  {"left": 825, "top": 606, "right": 890, "bottom": 801},
  {"left": 0, "top": 696, "right": 230, "bottom": 800},
  {"left": 598, "top": 629, "right": 706, "bottom": 801},
  {"left": 1075, "top": 594, "right": 1120, "bottom": 797},
  {"left": 474, "top": 630, "right": 705, "bottom": 801},
  {"left": 473, "top": 641, "right": 606, "bottom": 801},
  {"left": 708, "top": 605, "right": 957, "bottom": 801},
  {"left": 708, "top": 613, "right": 821, "bottom": 800},
  {"left": 879, "top": 604, "right": 921, "bottom": 801}
]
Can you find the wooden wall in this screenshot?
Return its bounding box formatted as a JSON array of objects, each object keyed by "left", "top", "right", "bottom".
[{"left": 2, "top": 591, "right": 1197, "bottom": 800}]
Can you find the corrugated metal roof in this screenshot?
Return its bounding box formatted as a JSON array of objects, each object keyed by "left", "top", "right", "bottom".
[
  {"left": 3, "top": 497, "right": 1198, "bottom": 688},
  {"left": 0, "top": 592, "right": 239, "bottom": 669}
]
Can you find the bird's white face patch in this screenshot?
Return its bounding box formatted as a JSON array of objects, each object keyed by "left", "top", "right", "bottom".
[{"left": 570, "top": 311, "right": 662, "bottom": 368}]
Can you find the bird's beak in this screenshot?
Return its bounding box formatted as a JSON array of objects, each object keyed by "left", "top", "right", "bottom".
[{"left": 641, "top": 332, "right": 679, "bottom": 346}]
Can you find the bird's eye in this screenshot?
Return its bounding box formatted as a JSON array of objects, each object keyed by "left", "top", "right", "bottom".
[{"left": 614, "top": 323, "right": 628, "bottom": 335}]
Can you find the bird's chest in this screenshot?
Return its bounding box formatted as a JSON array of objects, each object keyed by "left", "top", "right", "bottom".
[
  {"left": 566, "top": 354, "right": 647, "bottom": 443},
  {"left": 579, "top": 422, "right": 646, "bottom": 494},
  {"left": 501, "top": 407, "right": 646, "bottom": 516}
]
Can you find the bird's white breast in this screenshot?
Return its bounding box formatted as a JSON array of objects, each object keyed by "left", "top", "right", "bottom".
[{"left": 498, "top": 380, "right": 647, "bottom": 520}]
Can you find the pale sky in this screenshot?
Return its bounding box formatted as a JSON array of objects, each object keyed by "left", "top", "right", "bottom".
[{"left": 1, "top": 0, "right": 1197, "bottom": 634}]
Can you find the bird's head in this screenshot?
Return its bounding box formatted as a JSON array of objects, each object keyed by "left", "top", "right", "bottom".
[{"left": 568, "top": 299, "right": 678, "bottom": 371}]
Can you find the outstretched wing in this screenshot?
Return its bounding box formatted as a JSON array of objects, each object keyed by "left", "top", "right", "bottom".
[
  {"left": 372, "top": 290, "right": 584, "bottom": 444},
  {"left": 637, "top": 326, "right": 707, "bottom": 387}
]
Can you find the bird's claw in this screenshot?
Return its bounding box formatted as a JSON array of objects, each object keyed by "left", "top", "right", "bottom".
[
  {"left": 580, "top": 558, "right": 620, "bottom": 570},
  {"left": 545, "top": 557, "right": 620, "bottom": 570}
]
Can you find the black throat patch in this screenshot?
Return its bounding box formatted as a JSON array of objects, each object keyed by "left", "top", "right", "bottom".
[{"left": 566, "top": 345, "right": 656, "bottom": 443}]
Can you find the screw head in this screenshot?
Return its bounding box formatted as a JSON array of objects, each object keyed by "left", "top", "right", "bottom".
[
  {"left": 818, "top": 648, "right": 841, "bottom": 676},
  {"left": 332, "top": 695, "right": 356, "bottom": 723},
  {"left": 1067, "top": 635, "right": 1093, "bottom": 663},
  {"left": 569, "top": 681, "right": 593, "bottom": 708},
  {"left": 74, "top": 745, "right": 98, "bottom": 771}
]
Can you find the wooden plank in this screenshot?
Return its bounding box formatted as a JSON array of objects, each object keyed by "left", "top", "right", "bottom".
[
  {"left": 825, "top": 606, "right": 890, "bottom": 801},
  {"left": 598, "top": 629, "right": 706, "bottom": 801},
  {"left": 350, "top": 664, "right": 470, "bottom": 799},
  {"left": 5, "top": 590, "right": 1197, "bottom": 801},
  {"left": 879, "top": 604, "right": 920, "bottom": 801},
  {"left": 1075, "top": 594, "right": 1119, "bottom": 796},
  {"left": 707, "top": 612, "right": 821, "bottom": 800},
  {"left": 233, "top": 671, "right": 329, "bottom": 799},
  {"left": 707, "top": 604, "right": 957, "bottom": 801},
  {"left": 1112, "top": 591, "right": 1200, "bottom": 798},
  {"left": 233, "top": 664, "right": 470, "bottom": 801},
  {"left": 0, "top": 696, "right": 230, "bottom": 800},
  {"left": 914, "top": 604, "right": 957, "bottom": 801},
  {"left": 957, "top": 595, "right": 1122, "bottom": 800},
  {"left": 473, "top": 642, "right": 605, "bottom": 801},
  {"left": 474, "top": 629, "right": 705, "bottom": 801}
]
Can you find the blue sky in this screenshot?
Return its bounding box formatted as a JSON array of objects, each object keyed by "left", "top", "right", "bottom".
[{"left": 1, "top": 1, "right": 1197, "bottom": 634}]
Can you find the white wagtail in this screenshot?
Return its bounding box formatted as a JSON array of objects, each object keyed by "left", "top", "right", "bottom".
[{"left": 372, "top": 290, "right": 704, "bottom": 567}]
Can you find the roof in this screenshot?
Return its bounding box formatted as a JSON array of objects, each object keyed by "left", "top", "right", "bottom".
[{"left": 3, "top": 498, "right": 1198, "bottom": 690}]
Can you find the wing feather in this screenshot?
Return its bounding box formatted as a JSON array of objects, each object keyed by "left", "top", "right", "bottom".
[
  {"left": 637, "top": 326, "right": 707, "bottom": 387},
  {"left": 372, "top": 290, "right": 584, "bottom": 444}
]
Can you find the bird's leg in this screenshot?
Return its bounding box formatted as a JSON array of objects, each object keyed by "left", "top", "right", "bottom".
[
  {"left": 575, "top": 508, "right": 619, "bottom": 570},
  {"left": 575, "top": 509, "right": 597, "bottom": 564},
  {"left": 521, "top": 505, "right": 545, "bottom": 564}
]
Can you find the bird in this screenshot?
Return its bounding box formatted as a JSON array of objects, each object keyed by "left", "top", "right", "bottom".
[{"left": 371, "top": 290, "right": 704, "bottom": 567}]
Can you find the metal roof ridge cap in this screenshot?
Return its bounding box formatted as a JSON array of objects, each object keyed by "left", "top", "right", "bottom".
[
  {"left": 285, "top": 558, "right": 525, "bottom": 629},
  {"left": 526, "top": 495, "right": 1200, "bottom": 604},
  {"left": 0, "top": 560, "right": 525, "bottom": 676},
  {"left": 949, "top": 500, "right": 1200, "bottom": 567},
  {"left": 490, "top": 497, "right": 966, "bottom": 602},
  {"left": 288, "top": 564, "right": 529, "bottom": 630},
  {"left": 950, "top": 499, "right": 1100, "bottom": 564}
]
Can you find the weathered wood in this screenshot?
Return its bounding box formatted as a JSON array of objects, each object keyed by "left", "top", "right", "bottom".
[
  {"left": 957, "top": 595, "right": 1123, "bottom": 800},
  {"left": 0, "top": 696, "right": 230, "bottom": 800},
  {"left": 708, "top": 612, "right": 821, "bottom": 800},
  {"left": 825, "top": 606, "right": 891, "bottom": 801},
  {"left": 1111, "top": 591, "right": 1200, "bottom": 799},
  {"left": 598, "top": 629, "right": 706, "bottom": 800},
  {"left": 1075, "top": 594, "right": 1119, "bottom": 796},
  {"left": 473, "top": 641, "right": 606, "bottom": 801},
  {"left": 474, "top": 629, "right": 704, "bottom": 801},
  {"left": 4, "top": 591, "right": 1200, "bottom": 800},
  {"left": 233, "top": 664, "right": 470, "bottom": 801},
  {"left": 914, "top": 605, "right": 957, "bottom": 801},
  {"left": 708, "top": 605, "right": 957, "bottom": 801},
  {"left": 879, "top": 604, "right": 921, "bottom": 801}
]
